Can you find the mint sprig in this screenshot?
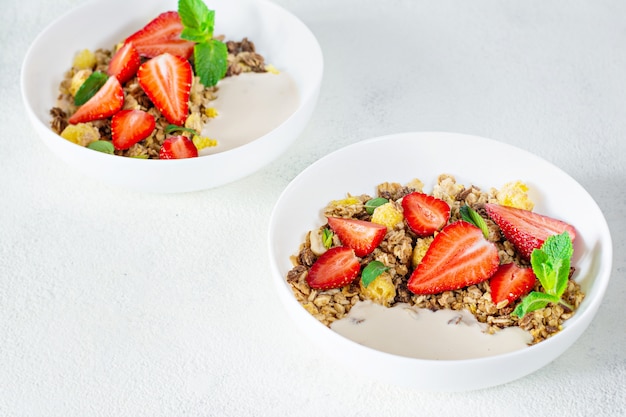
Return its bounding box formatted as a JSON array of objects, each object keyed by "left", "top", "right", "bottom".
[
  {"left": 178, "top": 0, "right": 228, "bottom": 87},
  {"left": 513, "top": 232, "right": 574, "bottom": 317},
  {"left": 361, "top": 261, "right": 389, "bottom": 288},
  {"left": 460, "top": 205, "right": 489, "bottom": 238}
]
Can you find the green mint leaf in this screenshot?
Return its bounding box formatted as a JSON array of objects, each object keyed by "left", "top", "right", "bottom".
[
  {"left": 86, "top": 140, "right": 114, "bottom": 154},
  {"left": 460, "top": 205, "right": 489, "bottom": 238},
  {"left": 181, "top": 27, "right": 211, "bottom": 43},
  {"left": 165, "top": 124, "right": 198, "bottom": 136},
  {"left": 178, "top": 0, "right": 213, "bottom": 36},
  {"left": 530, "top": 232, "right": 573, "bottom": 297},
  {"left": 365, "top": 197, "right": 389, "bottom": 215},
  {"left": 361, "top": 261, "right": 389, "bottom": 288},
  {"left": 322, "top": 228, "right": 334, "bottom": 249},
  {"left": 194, "top": 39, "right": 229, "bottom": 87},
  {"left": 512, "top": 291, "right": 561, "bottom": 317},
  {"left": 74, "top": 71, "right": 108, "bottom": 105}
]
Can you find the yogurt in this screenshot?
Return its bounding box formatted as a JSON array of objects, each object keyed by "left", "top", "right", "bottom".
[
  {"left": 200, "top": 71, "right": 299, "bottom": 155},
  {"left": 330, "top": 300, "right": 533, "bottom": 360}
]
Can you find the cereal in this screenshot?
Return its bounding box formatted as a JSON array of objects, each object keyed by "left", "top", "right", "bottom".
[{"left": 286, "top": 175, "right": 585, "bottom": 344}]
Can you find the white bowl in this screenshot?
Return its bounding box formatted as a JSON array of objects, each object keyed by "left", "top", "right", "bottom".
[
  {"left": 21, "top": 0, "right": 323, "bottom": 193},
  {"left": 268, "top": 131, "right": 613, "bottom": 391}
]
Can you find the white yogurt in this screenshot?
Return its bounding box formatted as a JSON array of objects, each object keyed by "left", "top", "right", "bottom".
[
  {"left": 200, "top": 71, "right": 299, "bottom": 155},
  {"left": 330, "top": 300, "right": 533, "bottom": 360}
]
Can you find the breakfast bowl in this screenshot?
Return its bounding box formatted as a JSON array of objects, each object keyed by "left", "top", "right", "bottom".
[
  {"left": 268, "top": 131, "right": 612, "bottom": 391},
  {"left": 21, "top": 0, "right": 323, "bottom": 193}
]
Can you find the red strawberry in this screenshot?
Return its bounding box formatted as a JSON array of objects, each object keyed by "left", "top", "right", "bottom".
[
  {"left": 159, "top": 135, "right": 198, "bottom": 159},
  {"left": 107, "top": 43, "right": 141, "bottom": 84},
  {"left": 137, "top": 53, "right": 192, "bottom": 126},
  {"left": 401, "top": 192, "right": 451, "bottom": 237},
  {"left": 327, "top": 217, "right": 387, "bottom": 257},
  {"left": 68, "top": 76, "right": 124, "bottom": 124},
  {"left": 306, "top": 247, "right": 361, "bottom": 290},
  {"left": 124, "top": 11, "right": 194, "bottom": 59},
  {"left": 111, "top": 110, "right": 156, "bottom": 150},
  {"left": 407, "top": 221, "right": 500, "bottom": 294},
  {"left": 485, "top": 203, "right": 576, "bottom": 260},
  {"left": 489, "top": 263, "right": 536, "bottom": 305}
]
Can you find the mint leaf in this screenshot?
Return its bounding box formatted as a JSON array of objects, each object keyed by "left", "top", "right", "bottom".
[
  {"left": 460, "top": 205, "right": 489, "bottom": 238},
  {"left": 194, "top": 40, "right": 228, "bottom": 87},
  {"left": 181, "top": 27, "right": 211, "bottom": 43},
  {"left": 165, "top": 124, "right": 198, "bottom": 136},
  {"left": 361, "top": 261, "right": 389, "bottom": 288},
  {"left": 365, "top": 197, "right": 389, "bottom": 215},
  {"left": 178, "top": 0, "right": 213, "bottom": 36},
  {"left": 322, "top": 228, "right": 333, "bottom": 249},
  {"left": 74, "top": 71, "right": 108, "bottom": 105},
  {"left": 87, "top": 140, "right": 114, "bottom": 154},
  {"left": 513, "top": 291, "right": 560, "bottom": 317},
  {"left": 530, "top": 232, "right": 573, "bottom": 297}
]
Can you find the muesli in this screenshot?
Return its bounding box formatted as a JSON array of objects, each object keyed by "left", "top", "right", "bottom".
[
  {"left": 49, "top": 0, "right": 276, "bottom": 159},
  {"left": 286, "top": 174, "right": 584, "bottom": 345}
]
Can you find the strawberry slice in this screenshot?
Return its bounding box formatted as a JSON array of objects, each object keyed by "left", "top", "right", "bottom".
[
  {"left": 159, "top": 135, "right": 198, "bottom": 159},
  {"left": 68, "top": 76, "right": 124, "bottom": 124},
  {"left": 107, "top": 43, "right": 141, "bottom": 84},
  {"left": 124, "top": 11, "right": 194, "bottom": 59},
  {"left": 485, "top": 203, "right": 577, "bottom": 260},
  {"left": 489, "top": 263, "right": 536, "bottom": 305},
  {"left": 111, "top": 110, "right": 156, "bottom": 150},
  {"left": 407, "top": 221, "right": 500, "bottom": 294},
  {"left": 306, "top": 247, "right": 361, "bottom": 290},
  {"left": 401, "top": 192, "right": 451, "bottom": 237},
  {"left": 137, "top": 53, "right": 192, "bottom": 126},
  {"left": 327, "top": 217, "right": 387, "bottom": 257}
]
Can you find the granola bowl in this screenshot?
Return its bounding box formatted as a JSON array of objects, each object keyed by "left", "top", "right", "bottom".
[
  {"left": 268, "top": 131, "right": 612, "bottom": 391},
  {"left": 21, "top": 0, "right": 322, "bottom": 193}
]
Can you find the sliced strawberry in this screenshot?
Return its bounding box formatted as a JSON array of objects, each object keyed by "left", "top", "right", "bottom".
[
  {"left": 401, "top": 192, "right": 451, "bottom": 237},
  {"left": 107, "top": 43, "right": 141, "bottom": 84},
  {"left": 326, "top": 217, "right": 387, "bottom": 257},
  {"left": 489, "top": 263, "right": 536, "bottom": 305},
  {"left": 306, "top": 247, "right": 361, "bottom": 290},
  {"left": 485, "top": 203, "right": 577, "bottom": 260},
  {"left": 137, "top": 53, "right": 192, "bottom": 126},
  {"left": 68, "top": 76, "right": 124, "bottom": 124},
  {"left": 111, "top": 110, "right": 156, "bottom": 150},
  {"left": 407, "top": 221, "right": 500, "bottom": 294},
  {"left": 124, "top": 11, "right": 194, "bottom": 59},
  {"left": 159, "top": 135, "right": 198, "bottom": 159}
]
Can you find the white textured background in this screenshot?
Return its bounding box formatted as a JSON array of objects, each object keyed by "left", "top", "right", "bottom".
[{"left": 2, "top": 0, "right": 625, "bottom": 416}]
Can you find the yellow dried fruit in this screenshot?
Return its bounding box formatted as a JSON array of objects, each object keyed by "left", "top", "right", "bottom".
[
  {"left": 204, "top": 107, "right": 219, "bottom": 118},
  {"left": 328, "top": 196, "right": 361, "bottom": 207},
  {"left": 192, "top": 135, "right": 218, "bottom": 150},
  {"left": 360, "top": 272, "right": 396, "bottom": 307},
  {"left": 69, "top": 69, "right": 93, "bottom": 96},
  {"left": 72, "top": 49, "right": 97, "bottom": 70},
  {"left": 496, "top": 181, "right": 534, "bottom": 211},
  {"left": 371, "top": 202, "right": 404, "bottom": 230},
  {"left": 411, "top": 236, "right": 434, "bottom": 268},
  {"left": 265, "top": 64, "right": 280, "bottom": 74},
  {"left": 60, "top": 123, "right": 100, "bottom": 147}
]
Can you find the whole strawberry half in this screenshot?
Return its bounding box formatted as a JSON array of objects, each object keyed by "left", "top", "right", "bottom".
[
  {"left": 306, "top": 246, "right": 361, "bottom": 290},
  {"left": 159, "top": 135, "right": 198, "bottom": 159},
  {"left": 124, "top": 11, "right": 195, "bottom": 59},
  {"left": 108, "top": 43, "right": 141, "bottom": 84},
  {"left": 326, "top": 217, "right": 387, "bottom": 257},
  {"left": 485, "top": 203, "right": 576, "bottom": 260},
  {"left": 407, "top": 221, "right": 500, "bottom": 294},
  {"left": 68, "top": 76, "right": 124, "bottom": 124},
  {"left": 111, "top": 110, "right": 156, "bottom": 150},
  {"left": 401, "top": 192, "right": 451, "bottom": 237},
  {"left": 489, "top": 262, "right": 536, "bottom": 305},
  {"left": 138, "top": 52, "right": 192, "bottom": 126}
]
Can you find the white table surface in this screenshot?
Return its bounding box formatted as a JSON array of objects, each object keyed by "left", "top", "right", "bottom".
[{"left": 2, "top": 0, "right": 625, "bottom": 416}]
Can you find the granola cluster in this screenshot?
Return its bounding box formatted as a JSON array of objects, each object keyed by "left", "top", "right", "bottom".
[{"left": 286, "top": 175, "right": 585, "bottom": 344}]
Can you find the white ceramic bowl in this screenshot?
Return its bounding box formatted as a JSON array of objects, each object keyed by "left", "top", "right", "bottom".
[
  {"left": 21, "top": 0, "right": 323, "bottom": 193},
  {"left": 268, "top": 131, "right": 613, "bottom": 391}
]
